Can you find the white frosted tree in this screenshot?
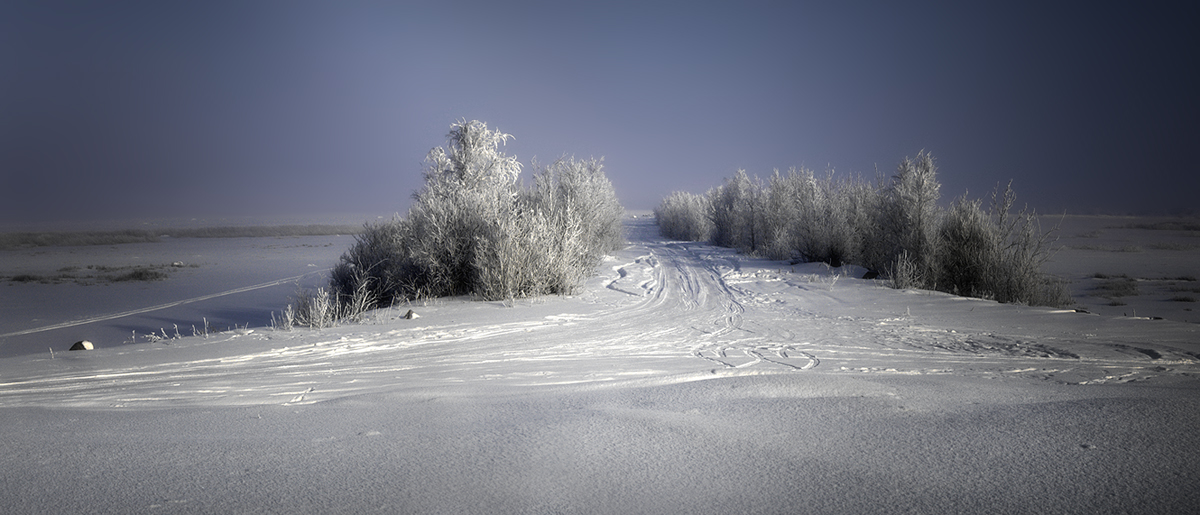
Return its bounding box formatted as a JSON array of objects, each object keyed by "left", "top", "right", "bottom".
[
  {"left": 884, "top": 150, "right": 940, "bottom": 285},
  {"left": 328, "top": 119, "right": 624, "bottom": 307},
  {"left": 709, "top": 169, "right": 761, "bottom": 252},
  {"left": 422, "top": 119, "right": 522, "bottom": 193}
]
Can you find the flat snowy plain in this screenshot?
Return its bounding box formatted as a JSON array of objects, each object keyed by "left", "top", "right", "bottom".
[{"left": 1, "top": 214, "right": 1198, "bottom": 513}]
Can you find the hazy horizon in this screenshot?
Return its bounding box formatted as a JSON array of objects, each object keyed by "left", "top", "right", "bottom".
[{"left": 3, "top": 1, "right": 1198, "bottom": 225}]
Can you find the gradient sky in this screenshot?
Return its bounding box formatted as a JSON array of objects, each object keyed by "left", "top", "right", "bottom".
[{"left": 2, "top": 1, "right": 1197, "bottom": 225}]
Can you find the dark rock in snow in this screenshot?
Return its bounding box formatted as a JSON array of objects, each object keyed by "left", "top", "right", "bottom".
[
  {"left": 69, "top": 340, "right": 94, "bottom": 351},
  {"left": 404, "top": 309, "right": 419, "bottom": 319},
  {"left": 862, "top": 270, "right": 880, "bottom": 280}
]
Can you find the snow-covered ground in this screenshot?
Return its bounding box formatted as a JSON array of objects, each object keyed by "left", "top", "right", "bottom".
[{"left": 1, "top": 215, "right": 1198, "bottom": 513}]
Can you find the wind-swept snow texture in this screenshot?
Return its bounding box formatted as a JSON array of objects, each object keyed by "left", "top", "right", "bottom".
[{"left": 2, "top": 216, "right": 1199, "bottom": 514}]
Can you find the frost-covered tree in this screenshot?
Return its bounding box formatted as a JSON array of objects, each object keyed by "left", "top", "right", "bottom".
[
  {"left": 883, "top": 150, "right": 940, "bottom": 284},
  {"left": 937, "top": 195, "right": 997, "bottom": 297},
  {"left": 650, "top": 151, "right": 1068, "bottom": 307},
  {"left": 325, "top": 120, "right": 624, "bottom": 314},
  {"left": 655, "top": 191, "right": 712, "bottom": 242},
  {"left": 392, "top": 120, "right": 525, "bottom": 297},
  {"left": 709, "top": 169, "right": 761, "bottom": 252},
  {"left": 423, "top": 119, "right": 522, "bottom": 193}
]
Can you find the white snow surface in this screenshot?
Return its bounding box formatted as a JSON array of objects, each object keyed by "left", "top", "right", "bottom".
[{"left": 2, "top": 215, "right": 1199, "bottom": 513}]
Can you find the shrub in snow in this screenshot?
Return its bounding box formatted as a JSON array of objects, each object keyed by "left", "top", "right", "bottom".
[
  {"left": 680, "top": 166, "right": 881, "bottom": 267},
  {"left": 491, "top": 156, "right": 625, "bottom": 299},
  {"left": 654, "top": 152, "right": 1069, "bottom": 307},
  {"left": 709, "top": 169, "right": 762, "bottom": 253},
  {"left": 327, "top": 120, "right": 624, "bottom": 313},
  {"left": 936, "top": 195, "right": 997, "bottom": 297},
  {"left": 841, "top": 174, "right": 886, "bottom": 271},
  {"left": 288, "top": 287, "right": 339, "bottom": 330},
  {"left": 879, "top": 151, "right": 941, "bottom": 284},
  {"left": 764, "top": 168, "right": 869, "bottom": 267},
  {"left": 889, "top": 250, "right": 924, "bottom": 290},
  {"left": 654, "top": 191, "right": 712, "bottom": 242},
  {"left": 935, "top": 182, "right": 1069, "bottom": 306}
]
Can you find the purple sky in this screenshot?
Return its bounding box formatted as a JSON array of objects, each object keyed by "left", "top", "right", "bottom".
[{"left": 2, "top": 1, "right": 1197, "bottom": 224}]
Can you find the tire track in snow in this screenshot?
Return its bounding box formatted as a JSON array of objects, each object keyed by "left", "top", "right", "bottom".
[{"left": 600, "top": 231, "right": 808, "bottom": 373}]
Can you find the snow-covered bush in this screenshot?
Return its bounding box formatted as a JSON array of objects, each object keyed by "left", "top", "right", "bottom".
[
  {"left": 288, "top": 287, "right": 337, "bottom": 329},
  {"left": 954, "top": 182, "right": 1069, "bottom": 305},
  {"left": 654, "top": 191, "right": 712, "bottom": 242},
  {"left": 654, "top": 152, "right": 1069, "bottom": 307},
  {"left": 706, "top": 167, "right": 877, "bottom": 267},
  {"left": 879, "top": 151, "right": 941, "bottom": 283},
  {"left": 751, "top": 169, "right": 815, "bottom": 261},
  {"left": 936, "top": 195, "right": 997, "bottom": 297},
  {"left": 785, "top": 169, "right": 861, "bottom": 267},
  {"left": 528, "top": 157, "right": 625, "bottom": 266},
  {"left": 843, "top": 174, "right": 887, "bottom": 271},
  {"left": 757, "top": 171, "right": 805, "bottom": 260},
  {"left": 709, "top": 170, "right": 762, "bottom": 252},
  {"left": 932, "top": 184, "right": 1071, "bottom": 305},
  {"left": 327, "top": 120, "right": 624, "bottom": 311}
]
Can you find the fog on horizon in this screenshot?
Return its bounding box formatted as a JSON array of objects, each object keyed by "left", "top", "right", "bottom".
[{"left": 2, "top": 1, "right": 1197, "bottom": 228}]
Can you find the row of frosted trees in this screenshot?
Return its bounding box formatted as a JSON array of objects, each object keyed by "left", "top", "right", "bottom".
[
  {"left": 655, "top": 152, "right": 1070, "bottom": 307},
  {"left": 283, "top": 120, "right": 625, "bottom": 328}
]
